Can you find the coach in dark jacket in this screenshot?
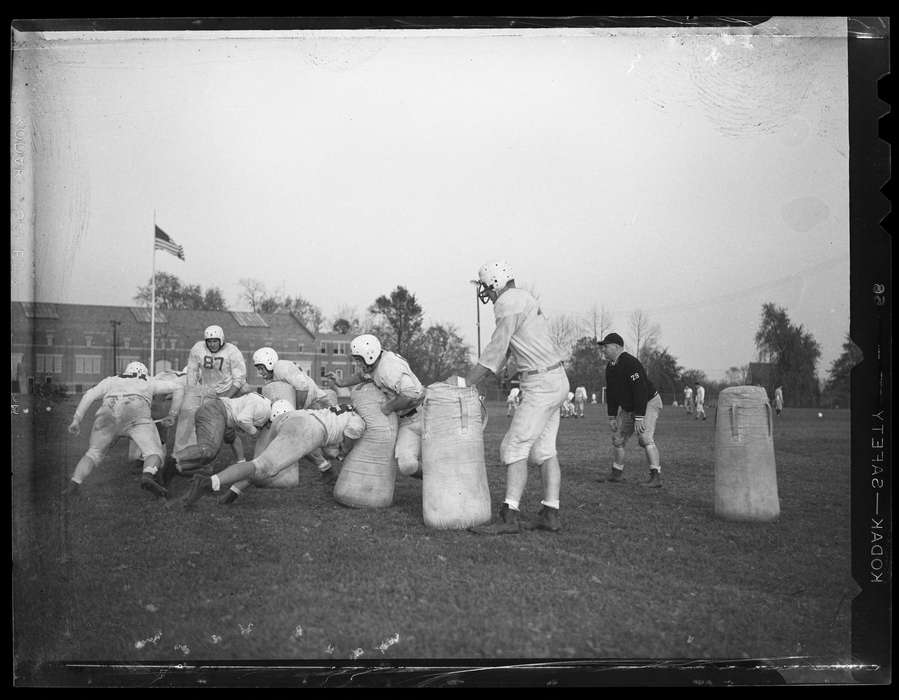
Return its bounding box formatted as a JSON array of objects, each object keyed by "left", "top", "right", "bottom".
[{"left": 597, "top": 333, "right": 664, "bottom": 487}]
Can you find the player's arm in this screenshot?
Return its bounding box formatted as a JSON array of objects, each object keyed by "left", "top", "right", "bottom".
[
  {"left": 227, "top": 346, "right": 247, "bottom": 397},
  {"left": 465, "top": 315, "right": 515, "bottom": 387},
  {"left": 185, "top": 345, "right": 201, "bottom": 386},
  {"left": 328, "top": 370, "right": 365, "bottom": 388},
  {"left": 69, "top": 378, "right": 109, "bottom": 434},
  {"left": 381, "top": 373, "right": 423, "bottom": 415},
  {"left": 152, "top": 378, "right": 185, "bottom": 426},
  {"left": 628, "top": 359, "right": 652, "bottom": 433}
]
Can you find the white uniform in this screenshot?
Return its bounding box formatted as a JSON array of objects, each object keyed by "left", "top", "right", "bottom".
[
  {"left": 774, "top": 386, "right": 784, "bottom": 415},
  {"left": 269, "top": 359, "right": 335, "bottom": 409},
  {"left": 364, "top": 350, "right": 424, "bottom": 476},
  {"left": 683, "top": 386, "right": 694, "bottom": 413},
  {"left": 252, "top": 407, "right": 365, "bottom": 480},
  {"left": 506, "top": 387, "right": 521, "bottom": 416},
  {"left": 478, "top": 287, "right": 569, "bottom": 465},
  {"left": 175, "top": 340, "right": 247, "bottom": 454},
  {"left": 73, "top": 375, "right": 184, "bottom": 467},
  {"left": 694, "top": 385, "right": 706, "bottom": 420},
  {"left": 573, "top": 386, "right": 588, "bottom": 417},
  {"left": 128, "top": 369, "right": 187, "bottom": 462}
]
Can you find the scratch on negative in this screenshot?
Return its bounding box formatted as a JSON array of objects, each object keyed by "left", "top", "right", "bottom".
[
  {"left": 134, "top": 631, "right": 163, "bottom": 650},
  {"left": 376, "top": 633, "right": 400, "bottom": 654}
]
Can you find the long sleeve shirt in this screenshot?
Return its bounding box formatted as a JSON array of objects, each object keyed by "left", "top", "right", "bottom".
[
  {"left": 605, "top": 352, "right": 657, "bottom": 419},
  {"left": 74, "top": 375, "right": 185, "bottom": 422},
  {"left": 186, "top": 341, "right": 247, "bottom": 395},
  {"left": 270, "top": 359, "right": 329, "bottom": 409},
  {"left": 219, "top": 392, "right": 271, "bottom": 434},
  {"left": 477, "top": 288, "right": 563, "bottom": 375},
  {"left": 365, "top": 351, "right": 424, "bottom": 404}
]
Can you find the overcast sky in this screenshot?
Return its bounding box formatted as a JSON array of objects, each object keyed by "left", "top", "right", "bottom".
[{"left": 11, "top": 17, "right": 850, "bottom": 380}]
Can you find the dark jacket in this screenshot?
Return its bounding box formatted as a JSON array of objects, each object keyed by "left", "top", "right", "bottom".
[{"left": 605, "top": 352, "right": 658, "bottom": 418}]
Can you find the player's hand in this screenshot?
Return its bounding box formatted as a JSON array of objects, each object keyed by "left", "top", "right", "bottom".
[
  {"left": 325, "top": 371, "right": 338, "bottom": 382},
  {"left": 161, "top": 415, "right": 176, "bottom": 428},
  {"left": 68, "top": 420, "right": 80, "bottom": 436},
  {"left": 635, "top": 418, "right": 646, "bottom": 434},
  {"left": 607, "top": 418, "right": 618, "bottom": 433},
  {"left": 380, "top": 404, "right": 393, "bottom": 416}
]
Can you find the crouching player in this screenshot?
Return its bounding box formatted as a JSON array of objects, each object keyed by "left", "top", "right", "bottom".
[
  {"left": 181, "top": 399, "right": 365, "bottom": 508},
  {"left": 64, "top": 361, "right": 185, "bottom": 498},
  {"left": 163, "top": 391, "right": 271, "bottom": 482}
]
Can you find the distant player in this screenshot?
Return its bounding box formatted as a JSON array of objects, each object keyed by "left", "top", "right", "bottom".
[
  {"left": 328, "top": 334, "right": 425, "bottom": 479},
  {"left": 217, "top": 347, "right": 340, "bottom": 505},
  {"left": 683, "top": 385, "right": 694, "bottom": 414},
  {"left": 561, "top": 391, "right": 575, "bottom": 418},
  {"left": 64, "top": 361, "right": 185, "bottom": 498},
  {"left": 506, "top": 386, "right": 521, "bottom": 417},
  {"left": 181, "top": 400, "right": 365, "bottom": 509},
  {"left": 164, "top": 325, "right": 247, "bottom": 483},
  {"left": 171, "top": 391, "right": 271, "bottom": 476},
  {"left": 573, "top": 386, "right": 588, "bottom": 418},
  {"left": 694, "top": 382, "right": 706, "bottom": 421},
  {"left": 774, "top": 386, "right": 784, "bottom": 416},
  {"left": 591, "top": 392, "right": 597, "bottom": 405}
]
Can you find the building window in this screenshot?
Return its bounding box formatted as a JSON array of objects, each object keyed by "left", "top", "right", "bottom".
[
  {"left": 46, "top": 334, "right": 54, "bottom": 346},
  {"left": 123, "top": 337, "right": 131, "bottom": 349},
  {"left": 85, "top": 335, "right": 93, "bottom": 347},
  {"left": 35, "top": 354, "right": 63, "bottom": 374},
  {"left": 298, "top": 344, "right": 304, "bottom": 353},
  {"left": 320, "top": 366, "right": 327, "bottom": 377},
  {"left": 170, "top": 339, "right": 177, "bottom": 350},
  {"left": 335, "top": 368, "right": 344, "bottom": 380},
  {"left": 75, "top": 355, "right": 102, "bottom": 375},
  {"left": 320, "top": 343, "right": 327, "bottom": 355}
]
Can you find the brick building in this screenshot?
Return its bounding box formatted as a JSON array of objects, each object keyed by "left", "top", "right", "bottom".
[{"left": 10, "top": 301, "right": 355, "bottom": 395}]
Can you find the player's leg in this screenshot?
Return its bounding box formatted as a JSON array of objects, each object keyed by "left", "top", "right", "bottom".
[
  {"left": 521, "top": 373, "right": 568, "bottom": 531},
  {"left": 395, "top": 414, "right": 423, "bottom": 478},
  {"left": 637, "top": 395, "right": 663, "bottom": 487},
  {"left": 66, "top": 409, "right": 117, "bottom": 493},
  {"left": 175, "top": 402, "right": 226, "bottom": 474},
  {"left": 129, "top": 421, "right": 168, "bottom": 498}
]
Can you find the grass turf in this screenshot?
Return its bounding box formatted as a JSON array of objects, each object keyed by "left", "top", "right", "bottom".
[{"left": 12, "top": 396, "right": 854, "bottom": 678}]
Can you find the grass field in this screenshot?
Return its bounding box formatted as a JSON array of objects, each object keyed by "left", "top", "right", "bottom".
[{"left": 12, "top": 395, "right": 857, "bottom": 684}]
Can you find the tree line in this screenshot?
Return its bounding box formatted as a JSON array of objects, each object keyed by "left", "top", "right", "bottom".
[{"left": 137, "top": 274, "right": 856, "bottom": 407}]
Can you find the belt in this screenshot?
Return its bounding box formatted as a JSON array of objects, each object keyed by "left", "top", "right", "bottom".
[{"left": 519, "top": 362, "right": 563, "bottom": 377}]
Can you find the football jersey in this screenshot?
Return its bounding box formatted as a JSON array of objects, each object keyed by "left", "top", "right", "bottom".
[
  {"left": 363, "top": 350, "right": 423, "bottom": 403},
  {"left": 574, "top": 386, "right": 588, "bottom": 400},
  {"left": 304, "top": 407, "right": 366, "bottom": 444},
  {"left": 186, "top": 340, "right": 247, "bottom": 395},
  {"left": 270, "top": 359, "right": 330, "bottom": 409},
  {"left": 73, "top": 375, "right": 184, "bottom": 422},
  {"left": 695, "top": 386, "right": 705, "bottom": 403},
  {"left": 219, "top": 392, "right": 271, "bottom": 430},
  {"left": 478, "top": 288, "right": 563, "bottom": 375}
]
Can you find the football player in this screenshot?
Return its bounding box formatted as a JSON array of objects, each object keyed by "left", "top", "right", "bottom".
[
  {"left": 181, "top": 399, "right": 365, "bottom": 509},
  {"left": 65, "top": 361, "right": 185, "bottom": 498},
  {"left": 328, "top": 334, "right": 424, "bottom": 479}
]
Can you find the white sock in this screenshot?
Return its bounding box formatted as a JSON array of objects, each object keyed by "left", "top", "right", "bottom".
[
  {"left": 541, "top": 499, "right": 560, "bottom": 510},
  {"left": 142, "top": 465, "right": 158, "bottom": 475},
  {"left": 503, "top": 499, "right": 520, "bottom": 511},
  {"left": 210, "top": 475, "right": 221, "bottom": 492},
  {"left": 230, "top": 485, "right": 243, "bottom": 496},
  {"left": 317, "top": 461, "right": 332, "bottom": 473},
  {"left": 651, "top": 466, "right": 661, "bottom": 473},
  {"left": 612, "top": 464, "right": 624, "bottom": 471}
]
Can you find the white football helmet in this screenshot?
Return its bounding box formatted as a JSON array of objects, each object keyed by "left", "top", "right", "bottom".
[
  {"left": 350, "top": 334, "right": 382, "bottom": 366},
  {"left": 269, "top": 399, "right": 294, "bottom": 421},
  {"left": 253, "top": 347, "right": 279, "bottom": 372},
  {"left": 477, "top": 260, "right": 514, "bottom": 303},
  {"left": 204, "top": 325, "right": 224, "bottom": 350},
  {"left": 123, "top": 361, "right": 149, "bottom": 379},
  {"left": 343, "top": 413, "right": 366, "bottom": 440}
]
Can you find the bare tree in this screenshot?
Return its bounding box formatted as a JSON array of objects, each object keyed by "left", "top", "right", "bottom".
[
  {"left": 238, "top": 278, "right": 269, "bottom": 313},
  {"left": 629, "top": 309, "right": 661, "bottom": 357},
  {"left": 547, "top": 314, "right": 581, "bottom": 358},
  {"left": 587, "top": 304, "right": 614, "bottom": 341}
]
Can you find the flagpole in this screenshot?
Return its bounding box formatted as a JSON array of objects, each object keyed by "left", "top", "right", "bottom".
[{"left": 151, "top": 210, "right": 156, "bottom": 375}]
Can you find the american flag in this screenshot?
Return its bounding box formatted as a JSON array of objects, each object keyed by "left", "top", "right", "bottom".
[{"left": 154, "top": 225, "right": 185, "bottom": 260}]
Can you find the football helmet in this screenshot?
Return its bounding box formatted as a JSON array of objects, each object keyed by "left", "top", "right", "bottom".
[
  {"left": 350, "top": 334, "right": 382, "bottom": 366},
  {"left": 123, "top": 361, "right": 149, "bottom": 379},
  {"left": 477, "top": 260, "right": 514, "bottom": 303}
]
